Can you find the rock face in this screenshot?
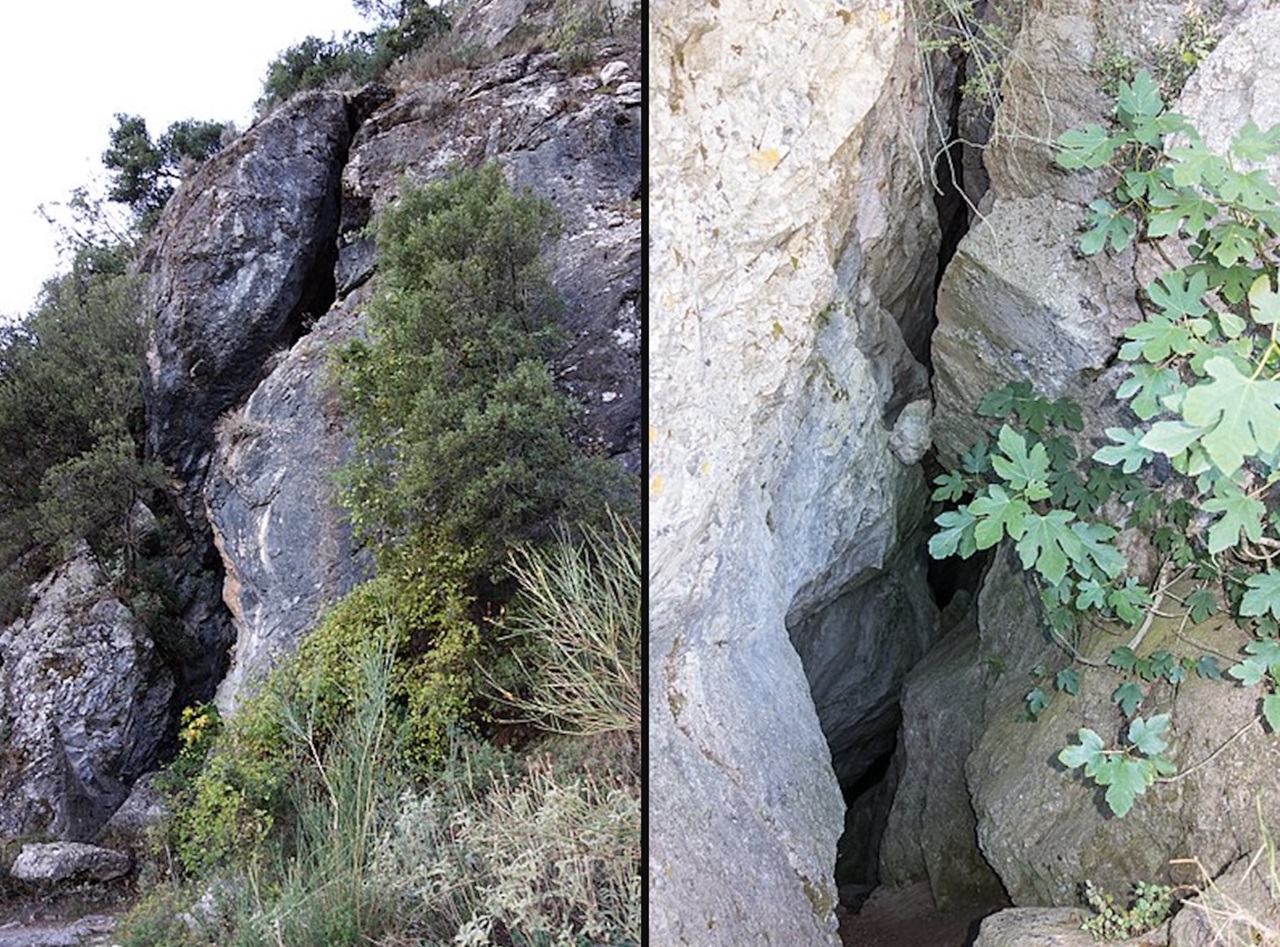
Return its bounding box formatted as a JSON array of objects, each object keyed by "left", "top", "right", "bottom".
[
  {"left": 966, "top": 564, "right": 1280, "bottom": 906},
  {"left": 94, "top": 772, "right": 170, "bottom": 858},
  {"left": 0, "top": 16, "right": 641, "bottom": 878},
  {"left": 649, "top": 1, "right": 947, "bottom": 940},
  {"left": 141, "top": 90, "right": 350, "bottom": 488},
  {"left": 0, "top": 552, "right": 173, "bottom": 841},
  {"left": 204, "top": 295, "right": 368, "bottom": 715},
  {"left": 10, "top": 842, "right": 130, "bottom": 884},
  {"left": 202, "top": 42, "right": 641, "bottom": 712}
]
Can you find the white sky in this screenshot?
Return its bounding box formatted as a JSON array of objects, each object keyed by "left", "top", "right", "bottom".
[{"left": 0, "top": 1, "right": 375, "bottom": 322}]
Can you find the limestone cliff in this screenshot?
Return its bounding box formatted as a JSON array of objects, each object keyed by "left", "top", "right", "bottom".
[
  {"left": 0, "top": 23, "right": 639, "bottom": 847},
  {"left": 650, "top": 1, "right": 947, "bottom": 940}
]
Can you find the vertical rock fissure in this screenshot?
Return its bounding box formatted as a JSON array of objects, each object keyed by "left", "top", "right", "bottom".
[{"left": 830, "top": 39, "right": 992, "bottom": 896}]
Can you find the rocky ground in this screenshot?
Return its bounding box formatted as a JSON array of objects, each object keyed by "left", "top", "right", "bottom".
[
  {"left": 838, "top": 883, "right": 1008, "bottom": 947},
  {"left": 0, "top": 886, "right": 130, "bottom": 947}
]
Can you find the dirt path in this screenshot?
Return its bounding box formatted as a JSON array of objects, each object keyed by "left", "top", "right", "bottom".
[{"left": 838, "top": 882, "right": 1008, "bottom": 947}]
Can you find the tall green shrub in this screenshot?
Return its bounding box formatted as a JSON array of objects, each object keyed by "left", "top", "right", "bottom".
[{"left": 336, "top": 162, "right": 608, "bottom": 569}]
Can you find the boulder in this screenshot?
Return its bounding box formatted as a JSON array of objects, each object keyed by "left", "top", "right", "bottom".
[
  {"left": 204, "top": 292, "right": 370, "bottom": 715},
  {"left": 10, "top": 842, "right": 130, "bottom": 884},
  {"left": 0, "top": 550, "right": 174, "bottom": 841},
  {"left": 94, "top": 772, "right": 170, "bottom": 857},
  {"left": 649, "top": 1, "right": 947, "bottom": 940},
  {"left": 972, "top": 907, "right": 1165, "bottom": 947},
  {"left": 140, "top": 90, "right": 350, "bottom": 489},
  {"left": 930, "top": 192, "right": 1143, "bottom": 462}
]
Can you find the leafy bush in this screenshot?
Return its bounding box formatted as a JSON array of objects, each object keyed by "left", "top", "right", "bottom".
[
  {"left": 931, "top": 71, "right": 1280, "bottom": 816},
  {"left": 167, "top": 689, "right": 291, "bottom": 877},
  {"left": 295, "top": 541, "right": 482, "bottom": 765},
  {"left": 492, "top": 511, "right": 640, "bottom": 741},
  {"left": 0, "top": 250, "right": 161, "bottom": 621},
  {"left": 336, "top": 162, "right": 616, "bottom": 569},
  {"left": 259, "top": 35, "right": 375, "bottom": 106}
]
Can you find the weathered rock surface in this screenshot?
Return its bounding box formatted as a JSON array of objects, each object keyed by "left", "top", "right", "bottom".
[
  {"left": 928, "top": 0, "right": 1260, "bottom": 462},
  {"left": 206, "top": 293, "right": 369, "bottom": 714},
  {"left": 141, "top": 90, "right": 350, "bottom": 488},
  {"left": 650, "top": 1, "right": 947, "bottom": 940},
  {"left": 909, "top": 0, "right": 1280, "bottom": 913},
  {"left": 967, "top": 569, "right": 1280, "bottom": 906},
  {"left": 451, "top": 0, "right": 552, "bottom": 49},
  {"left": 0, "top": 915, "right": 118, "bottom": 947},
  {"left": 888, "top": 549, "right": 1280, "bottom": 908},
  {"left": 10, "top": 843, "right": 129, "bottom": 884},
  {"left": 0, "top": 551, "right": 173, "bottom": 841}
]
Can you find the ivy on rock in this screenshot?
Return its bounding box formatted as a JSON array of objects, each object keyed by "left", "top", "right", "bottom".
[{"left": 929, "top": 70, "right": 1280, "bottom": 816}]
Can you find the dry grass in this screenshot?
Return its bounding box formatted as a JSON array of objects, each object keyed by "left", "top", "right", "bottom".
[
  {"left": 1171, "top": 810, "right": 1280, "bottom": 947},
  {"left": 489, "top": 512, "right": 641, "bottom": 742}
]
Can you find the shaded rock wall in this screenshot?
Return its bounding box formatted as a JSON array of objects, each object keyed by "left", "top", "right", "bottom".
[{"left": 649, "top": 0, "right": 949, "bottom": 940}]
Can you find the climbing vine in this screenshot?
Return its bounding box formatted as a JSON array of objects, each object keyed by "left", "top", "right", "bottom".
[{"left": 930, "top": 70, "right": 1280, "bottom": 817}]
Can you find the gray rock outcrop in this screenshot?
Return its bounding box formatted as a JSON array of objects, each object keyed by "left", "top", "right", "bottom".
[
  {"left": 893, "top": 0, "right": 1280, "bottom": 918},
  {"left": 9, "top": 843, "right": 130, "bottom": 885},
  {"left": 203, "top": 43, "right": 641, "bottom": 712},
  {"left": 141, "top": 90, "right": 350, "bottom": 489},
  {"left": 650, "top": 2, "right": 947, "bottom": 940},
  {"left": 879, "top": 606, "right": 1005, "bottom": 909},
  {"left": 0, "top": 551, "right": 174, "bottom": 842},
  {"left": 205, "top": 295, "right": 368, "bottom": 715},
  {"left": 94, "top": 772, "right": 170, "bottom": 859}
]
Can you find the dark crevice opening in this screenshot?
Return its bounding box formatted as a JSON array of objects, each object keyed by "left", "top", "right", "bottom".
[{"left": 833, "top": 36, "right": 994, "bottom": 910}]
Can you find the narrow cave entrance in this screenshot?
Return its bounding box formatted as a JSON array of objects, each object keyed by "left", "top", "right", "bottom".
[{"left": 824, "top": 22, "right": 1006, "bottom": 927}]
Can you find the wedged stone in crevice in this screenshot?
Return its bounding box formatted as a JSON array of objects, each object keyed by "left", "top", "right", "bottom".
[{"left": 878, "top": 594, "right": 1005, "bottom": 911}]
